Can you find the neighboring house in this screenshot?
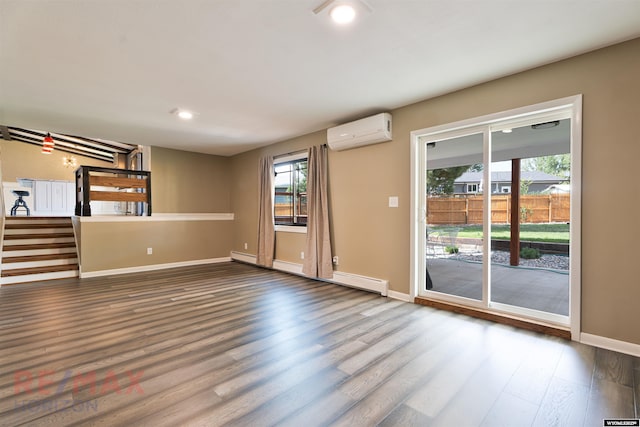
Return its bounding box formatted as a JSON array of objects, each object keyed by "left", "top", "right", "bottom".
[{"left": 454, "top": 171, "right": 566, "bottom": 194}]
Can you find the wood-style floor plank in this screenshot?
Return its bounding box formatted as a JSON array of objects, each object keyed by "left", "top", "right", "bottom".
[{"left": 1, "top": 262, "right": 639, "bottom": 426}]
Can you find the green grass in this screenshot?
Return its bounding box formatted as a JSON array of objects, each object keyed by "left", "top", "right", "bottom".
[{"left": 431, "top": 223, "right": 569, "bottom": 243}]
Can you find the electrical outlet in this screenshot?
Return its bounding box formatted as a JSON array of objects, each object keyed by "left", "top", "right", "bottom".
[
  {"left": 300, "top": 251, "right": 305, "bottom": 260},
  {"left": 147, "top": 247, "right": 153, "bottom": 255},
  {"left": 332, "top": 256, "right": 339, "bottom": 265},
  {"left": 244, "top": 242, "right": 248, "bottom": 250}
]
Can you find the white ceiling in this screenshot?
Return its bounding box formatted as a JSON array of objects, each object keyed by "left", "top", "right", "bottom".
[{"left": 1, "top": 0, "right": 639, "bottom": 157}]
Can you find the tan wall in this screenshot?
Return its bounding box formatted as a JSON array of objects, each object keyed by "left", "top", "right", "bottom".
[
  {"left": 78, "top": 220, "right": 233, "bottom": 273},
  {"left": 275, "top": 232, "right": 307, "bottom": 264},
  {"left": 0, "top": 139, "right": 112, "bottom": 182},
  {"left": 230, "top": 132, "right": 324, "bottom": 256},
  {"left": 230, "top": 38, "right": 640, "bottom": 345},
  {"left": 151, "top": 146, "right": 231, "bottom": 213}
]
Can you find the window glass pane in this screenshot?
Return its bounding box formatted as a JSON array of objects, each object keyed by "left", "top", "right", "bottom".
[
  {"left": 489, "top": 120, "right": 570, "bottom": 317},
  {"left": 425, "top": 133, "right": 483, "bottom": 301},
  {"left": 274, "top": 158, "right": 307, "bottom": 225}
]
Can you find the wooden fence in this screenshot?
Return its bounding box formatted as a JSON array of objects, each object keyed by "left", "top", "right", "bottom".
[
  {"left": 427, "top": 193, "right": 570, "bottom": 225},
  {"left": 275, "top": 192, "right": 307, "bottom": 223}
]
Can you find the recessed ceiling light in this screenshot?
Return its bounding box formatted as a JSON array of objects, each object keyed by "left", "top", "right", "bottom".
[
  {"left": 170, "top": 108, "right": 195, "bottom": 120},
  {"left": 177, "top": 110, "right": 193, "bottom": 120},
  {"left": 330, "top": 4, "right": 356, "bottom": 24},
  {"left": 313, "top": 0, "right": 371, "bottom": 24}
]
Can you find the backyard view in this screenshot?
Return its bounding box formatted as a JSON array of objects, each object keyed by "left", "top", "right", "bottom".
[
  {"left": 427, "top": 152, "right": 570, "bottom": 269},
  {"left": 424, "top": 121, "right": 572, "bottom": 319}
]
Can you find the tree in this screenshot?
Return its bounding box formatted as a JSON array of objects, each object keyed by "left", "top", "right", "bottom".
[
  {"left": 427, "top": 165, "right": 473, "bottom": 195},
  {"left": 523, "top": 154, "right": 570, "bottom": 180},
  {"left": 520, "top": 179, "right": 532, "bottom": 195}
]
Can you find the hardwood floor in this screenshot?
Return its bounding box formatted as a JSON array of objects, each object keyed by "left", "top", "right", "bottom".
[{"left": 0, "top": 262, "right": 638, "bottom": 426}]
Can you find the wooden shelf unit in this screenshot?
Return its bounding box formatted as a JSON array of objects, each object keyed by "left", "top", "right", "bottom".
[{"left": 75, "top": 166, "right": 151, "bottom": 216}]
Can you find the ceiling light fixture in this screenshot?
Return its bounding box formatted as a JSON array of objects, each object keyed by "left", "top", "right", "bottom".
[
  {"left": 330, "top": 4, "right": 356, "bottom": 24},
  {"left": 313, "top": 0, "right": 372, "bottom": 24},
  {"left": 42, "top": 132, "right": 55, "bottom": 154},
  {"left": 63, "top": 156, "right": 77, "bottom": 168},
  {"left": 177, "top": 110, "right": 193, "bottom": 120},
  {"left": 502, "top": 129, "right": 512, "bottom": 133},
  {"left": 170, "top": 108, "right": 195, "bottom": 120}
]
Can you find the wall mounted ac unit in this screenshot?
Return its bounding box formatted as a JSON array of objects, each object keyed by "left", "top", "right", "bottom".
[{"left": 327, "top": 112, "right": 392, "bottom": 151}]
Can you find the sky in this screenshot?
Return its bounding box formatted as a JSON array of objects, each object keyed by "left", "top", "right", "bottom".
[{"left": 492, "top": 161, "right": 512, "bottom": 171}]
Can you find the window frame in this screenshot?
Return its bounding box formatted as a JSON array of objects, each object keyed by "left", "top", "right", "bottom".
[{"left": 273, "top": 152, "right": 308, "bottom": 232}]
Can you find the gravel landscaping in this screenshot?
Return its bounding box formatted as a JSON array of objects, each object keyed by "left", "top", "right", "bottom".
[{"left": 456, "top": 250, "right": 569, "bottom": 271}]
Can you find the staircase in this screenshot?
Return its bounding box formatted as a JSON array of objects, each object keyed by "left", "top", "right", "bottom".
[{"left": 1, "top": 217, "right": 79, "bottom": 285}]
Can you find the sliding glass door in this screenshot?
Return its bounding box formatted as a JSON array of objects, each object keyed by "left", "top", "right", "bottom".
[
  {"left": 412, "top": 96, "right": 581, "bottom": 331},
  {"left": 489, "top": 122, "right": 570, "bottom": 320},
  {"left": 425, "top": 132, "right": 484, "bottom": 303}
]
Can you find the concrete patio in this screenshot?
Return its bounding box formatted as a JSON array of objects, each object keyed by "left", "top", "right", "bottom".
[{"left": 426, "top": 257, "right": 569, "bottom": 316}]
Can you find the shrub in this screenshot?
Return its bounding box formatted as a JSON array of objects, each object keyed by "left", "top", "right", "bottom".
[
  {"left": 445, "top": 245, "right": 459, "bottom": 254},
  {"left": 520, "top": 247, "right": 541, "bottom": 259}
]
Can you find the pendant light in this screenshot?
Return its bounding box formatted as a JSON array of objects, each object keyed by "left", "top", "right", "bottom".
[{"left": 42, "top": 133, "right": 55, "bottom": 154}]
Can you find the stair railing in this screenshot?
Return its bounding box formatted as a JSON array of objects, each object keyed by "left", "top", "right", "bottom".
[{"left": 75, "top": 166, "right": 151, "bottom": 216}]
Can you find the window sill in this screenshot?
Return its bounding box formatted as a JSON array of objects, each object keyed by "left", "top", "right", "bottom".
[{"left": 275, "top": 225, "right": 307, "bottom": 234}]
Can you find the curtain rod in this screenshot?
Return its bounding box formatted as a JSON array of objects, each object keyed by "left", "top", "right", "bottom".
[
  {"left": 273, "top": 144, "right": 326, "bottom": 160},
  {"left": 273, "top": 149, "right": 306, "bottom": 160}
]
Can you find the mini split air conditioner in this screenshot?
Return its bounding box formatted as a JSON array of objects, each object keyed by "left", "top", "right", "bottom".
[{"left": 327, "top": 112, "right": 392, "bottom": 151}]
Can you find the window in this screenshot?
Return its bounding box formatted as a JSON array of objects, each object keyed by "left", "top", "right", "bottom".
[
  {"left": 274, "top": 157, "right": 307, "bottom": 226},
  {"left": 501, "top": 185, "right": 511, "bottom": 193},
  {"left": 467, "top": 183, "right": 478, "bottom": 193}
]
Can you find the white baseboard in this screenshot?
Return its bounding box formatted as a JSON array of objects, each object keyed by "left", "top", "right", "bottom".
[
  {"left": 387, "top": 290, "right": 412, "bottom": 302},
  {"left": 580, "top": 332, "right": 640, "bottom": 357},
  {"left": 80, "top": 257, "right": 231, "bottom": 278},
  {"left": 230, "top": 251, "right": 389, "bottom": 296},
  {"left": 273, "top": 259, "right": 304, "bottom": 275},
  {"left": 230, "top": 251, "right": 257, "bottom": 264},
  {"left": 331, "top": 271, "right": 388, "bottom": 296}
]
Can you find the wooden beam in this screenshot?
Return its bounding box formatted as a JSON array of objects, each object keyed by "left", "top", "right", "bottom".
[
  {"left": 510, "top": 158, "right": 521, "bottom": 266},
  {"left": 0, "top": 125, "right": 11, "bottom": 140}
]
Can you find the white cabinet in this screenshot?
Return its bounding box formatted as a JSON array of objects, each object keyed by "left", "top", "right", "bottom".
[
  {"left": 32, "top": 180, "right": 75, "bottom": 216},
  {"left": 34, "top": 181, "right": 52, "bottom": 211},
  {"left": 51, "top": 181, "right": 68, "bottom": 211}
]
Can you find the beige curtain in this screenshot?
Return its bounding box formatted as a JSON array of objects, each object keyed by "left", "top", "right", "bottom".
[
  {"left": 257, "top": 156, "right": 275, "bottom": 268},
  {"left": 302, "top": 145, "right": 333, "bottom": 279}
]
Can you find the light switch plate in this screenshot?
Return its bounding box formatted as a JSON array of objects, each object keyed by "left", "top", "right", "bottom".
[{"left": 389, "top": 196, "right": 399, "bottom": 208}]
